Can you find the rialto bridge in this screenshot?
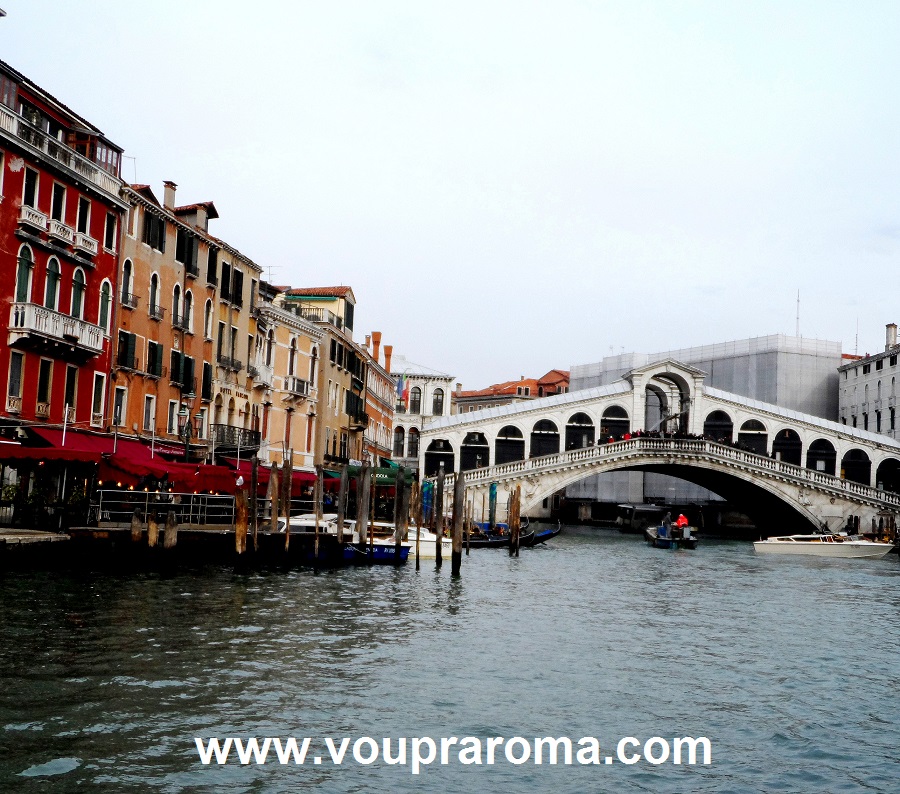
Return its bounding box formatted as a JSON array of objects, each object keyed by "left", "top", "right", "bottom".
[{"left": 418, "top": 360, "right": 900, "bottom": 531}]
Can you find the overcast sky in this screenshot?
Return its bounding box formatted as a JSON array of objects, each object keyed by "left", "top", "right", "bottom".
[{"left": 3, "top": 1, "right": 899, "bottom": 387}]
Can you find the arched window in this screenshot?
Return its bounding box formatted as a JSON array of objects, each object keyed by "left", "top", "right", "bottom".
[
  {"left": 183, "top": 290, "right": 193, "bottom": 332},
  {"left": 393, "top": 426, "right": 405, "bottom": 457},
  {"left": 407, "top": 427, "right": 420, "bottom": 458},
  {"left": 99, "top": 280, "right": 111, "bottom": 332},
  {"left": 309, "top": 345, "right": 318, "bottom": 384},
  {"left": 44, "top": 258, "right": 61, "bottom": 310},
  {"left": 15, "top": 245, "right": 33, "bottom": 303},
  {"left": 266, "top": 329, "right": 274, "bottom": 366},
  {"left": 409, "top": 386, "right": 422, "bottom": 414},
  {"left": 432, "top": 388, "right": 444, "bottom": 416},
  {"left": 288, "top": 339, "right": 297, "bottom": 376},
  {"left": 121, "top": 259, "right": 132, "bottom": 302},
  {"left": 149, "top": 272, "right": 159, "bottom": 315},
  {"left": 70, "top": 268, "right": 86, "bottom": 319},
  {"left": 173, "top": 284, "right": 181, "bottom": 321},
  {"left": 204, "top": 299, "right": 213, "bottom": 338}
]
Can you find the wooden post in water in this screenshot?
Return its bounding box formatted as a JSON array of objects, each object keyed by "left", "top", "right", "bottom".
[
  {"left": 147, "top": 512, "right": 159, "bottom": 547},
  {"left": 250, "top": 456, "right": 259, "bottom": 551},
  {"left": 282, "top": 454, "right": 292, "bottom": 552},
  {"left": 509, "top": 484, "right": 521, "bottom": 557},
  {"left": 451, "top": 472, "right": 464, "bottom": 576},
  {"left": 130, "top": 508, "right": 143, "bottom": 543},
  {"left": 163, "top": 510, "right": 178, "bottom": 549},
  {"left": 336, "top": 464, "right": 349, "bottom": 544},
  {"left": 393, "top": 466, "right": 406, "bottom": 566},
  {"left": 412, "top": 479, "right": 421, "bottom": 571},
  {"left": 435, "top": 463, "right": 445, "bottom": 568},
  {"left": 357, "top": 463, "right": 371, "bottom": 548},
  {"left": 314, "top": 464, "right": 323, "bottom": 570},
  {"left": 369, "top": 463, "right": 376, "bottom": 563},
  {"left": 465, "top": 498, "right": 471, "bottom": 555},
  {"left": 235, "top": 489, "right": 248, "bottom": 554}
]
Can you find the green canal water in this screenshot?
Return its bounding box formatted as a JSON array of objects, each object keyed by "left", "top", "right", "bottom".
[{"left": 1, "top": 526, "right": 898, "bottom": 793}]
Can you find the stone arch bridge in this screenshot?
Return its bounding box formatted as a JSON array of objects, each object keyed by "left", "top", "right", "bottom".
[{"left": 418, "top": 360, "right": 900, "bottom": 531}]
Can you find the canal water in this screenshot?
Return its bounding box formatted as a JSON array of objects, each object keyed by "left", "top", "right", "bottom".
[{"left": 1, "top": 526, "right": 898, "bottom": 793}]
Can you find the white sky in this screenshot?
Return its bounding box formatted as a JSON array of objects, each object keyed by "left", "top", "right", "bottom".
[{"left": 3, "top": 1, "right": 899, "bottom": 387}]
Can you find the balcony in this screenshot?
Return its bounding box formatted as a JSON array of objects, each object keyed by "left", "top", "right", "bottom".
[
  {"left": 348, "top": 412, "right": 369, "bottom": 430},
  {"left": 18, "top": 204, "right": 48, "bottom": 232},
  {"left": 298, "top": 306, "right": 343, "bottom": 330},
  {"left": 74, "top": 232, "right": 98, "bottom": 257},
  {"left": 253, "top": 362, "right": 274, "bottom": 388},
  {"left": 9, "top": 302, "right": 104, "bottom": 358},
  {"left": 285, "top": 376, "right": 310, "bottom": 398},
  {"left": 65, "top": 406, "right": 75, "bottom": 423},
  {"left": 172, "top": 313, "right": 191, "bottom": 332},
  {"left": 91, "top": 411, "right": 103, "bottom": 427},
  {"left": 120, "top": 292, "right": 139, "bottom": 310},
  {"left": 148, "top": 304, "right": 166, "bottom": 321},
  {"left": 117, "top": 351, "right": 141, "bottom": 372},
  {"left": 216, "top": 354, "right": 243, "bottom": 373},
  {"left": 35, "top": 402, "right": 50, "bottom": 419},
  {"left": 6, "top": 395, "right": 21, "bottom": 414},
  {"left": 48, "top": 218, "right": 75, "bottom": 245},
  {"left": 185, "top": 262, "right": 200, "bottom": 279},
  {"left": 210, "top": 423, "right": 261, "bottom": 451},
  {"left": 1, "top": 104, "right": 122, "bottom": 199},
  {"left": 146, "top": 364, "right": 166, "bottom": 380},
  {"left": 247, "top": 364, "right": 259, "bottom": 378}
]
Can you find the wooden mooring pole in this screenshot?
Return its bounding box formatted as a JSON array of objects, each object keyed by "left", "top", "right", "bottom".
[
  {"left": 435, "top": 463, "right": 445, "bottom": 568},
  {"left": 235, "top": 489, "right": 248, "bottom": 555},
  {"left": 336, "top": 464, "right": 349, "bottom": 544},
  {"left": 509, "top": 484, "right": 521, "bottom": 557},
  {"left": 412, "top": 480, "right": 422, "bottom": 571},
  {"left": 451, "top": 472, "right": 464, "bottom": 576},
  {"left": 250, "top": 456, "right": 259, "bottom": 552},
  {"left": 314, "top": 464, "right": 323, "bottom": 571},
  {"left": 394, "top": 466, "right": 407, "bottom": 567}
]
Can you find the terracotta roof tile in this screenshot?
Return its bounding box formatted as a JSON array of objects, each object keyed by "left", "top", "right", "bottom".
[
  {"left": 285, "top": 286, "right": 353, "bottom": 298},
  {"left": 174, "top": 201, "right": 219, "bottom": 220}
]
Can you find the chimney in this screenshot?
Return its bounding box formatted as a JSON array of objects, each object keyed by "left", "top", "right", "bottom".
[
  {"left": 195, "top": 204, "right": 208, "bottom": 232},
  {"left": 887, "top": 323, "right": 897, "bottom": 351},
  {"left": 371, "top": 331, "right": 382, "bottom": 365},
  {"left": 456, "top": 382, "right": 462, "bottom": 393},
  {"left": 365, "top": 334, "right": 371, "bottom": 350},
  {"left": 383, "top": 345, "right": 393, "bottom": 373},
  {"left": 163, "top": 180, "right": 177, "bottom": 210}
]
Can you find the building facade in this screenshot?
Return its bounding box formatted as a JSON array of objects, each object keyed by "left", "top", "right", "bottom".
[
  {"left": 837, "top": 323, "right": 897, "bottom": 440},
  {"left": 0, "top": 59, "right": 126, "bottom": 433},
  {"left": 254, "top": 282, "right": 322, "bottom": 469},
  {"left": 389, "top": 353, "right": 455, "bottom": 471},
  {"left": 453, "top": 370, "right": 570, "bottom": 414},
  {"left": 275, "top": 287, "right": 368, "bottom": 468}
]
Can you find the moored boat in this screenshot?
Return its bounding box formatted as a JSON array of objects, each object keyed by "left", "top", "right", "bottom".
[
  {"left": 644, "top": 524, "right": 698, "bottom": 550},
  {"left": 753, "top": 532, "right": 894, "bottom": 558},
  {"left": 522, "top": 523, "right": 562, "bottom": 546}
]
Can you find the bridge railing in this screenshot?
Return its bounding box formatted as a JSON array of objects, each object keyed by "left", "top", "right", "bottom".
[{"left": 437, "top": 437, "right": 900, "bottom": 508}]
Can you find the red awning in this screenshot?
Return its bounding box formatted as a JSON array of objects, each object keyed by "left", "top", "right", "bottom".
[{"left": 225, "top": 458, "right": 317, "bottom": 496}]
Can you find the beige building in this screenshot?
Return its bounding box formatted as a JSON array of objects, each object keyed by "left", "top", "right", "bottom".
[
  {"left": 253, "top": 282, "right": 322, "bottom": 469},
  {"left": 274, "top": 286, "right": 367, "bottom": 468}
]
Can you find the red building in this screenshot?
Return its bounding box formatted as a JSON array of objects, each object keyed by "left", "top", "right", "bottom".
[{"left": 0, "top": 60, "right": 126, "bottom": 431}]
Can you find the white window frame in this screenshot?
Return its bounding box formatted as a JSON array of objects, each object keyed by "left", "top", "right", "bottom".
[
  {"left": 113, "top": 386, "right": 127, "bottom": 427},
  {"left": 91, "top": 372, "right": 106, "bottom": 426},
  {"left": 167, "top": 400, "right": 178, "bottom": 435},
  {"left": 143, "top": 394, "right": 156, "bottom": 432}
]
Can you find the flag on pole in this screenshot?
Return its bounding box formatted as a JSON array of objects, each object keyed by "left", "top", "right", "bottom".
[{"left": 396, "top": 374, "right": 405, "bottom": 398}]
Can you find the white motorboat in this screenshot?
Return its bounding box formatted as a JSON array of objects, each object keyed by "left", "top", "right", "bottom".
[
  {"left": 753, "top": 532, "right": 894, "bottom": 558},
  {"left": 405, "top": 526, "right": 454, "bottom": 559}
]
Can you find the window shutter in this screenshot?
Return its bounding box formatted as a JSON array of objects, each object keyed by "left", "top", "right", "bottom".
[
  {"left": 127, "top": 333, "right": 137, "bottom": 368},
  {"left": 183, "top": 356, "right": 195, "bottom": 392},
  {"left": 170, "top": 350, "right": 182, "bottom": 386},
  {"left": 232, "top": 270, "right": 243, "bottom": 306},
  {"left": 220, "top": 263, "right": 231, "bottom": 300}
]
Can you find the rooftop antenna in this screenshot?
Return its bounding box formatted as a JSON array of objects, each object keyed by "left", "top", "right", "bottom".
[{"left": 795, "top": 289, "right": 800, "bottom": 337}]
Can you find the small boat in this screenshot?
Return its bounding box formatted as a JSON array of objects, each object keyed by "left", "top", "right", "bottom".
[
  {"left": 753, "top": 533, "right": 894, "bottom": 558},
  {"left": 405, "top": 526, "right": 454, "bottom": 559},
  {"left": 522, "top": 523, "right": 562, "bottom": 546},
  {"left": 644, "top": 524, "right": 698, "bottom": 550},
  {"left": 342, "top": 540, "right": 410, "bottom": 565}
]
